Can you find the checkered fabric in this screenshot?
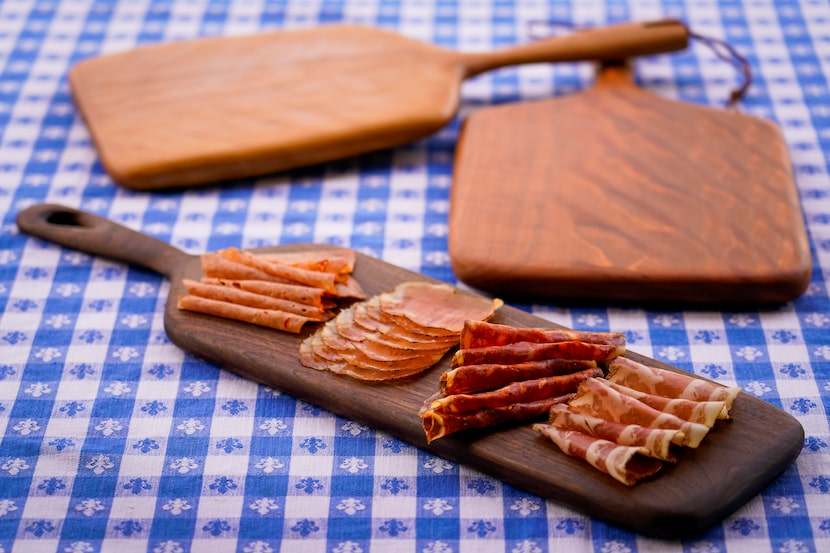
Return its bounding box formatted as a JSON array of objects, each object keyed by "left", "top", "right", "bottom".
[{"left": 1, "top": 0, "right": 829, "bottom": 552}]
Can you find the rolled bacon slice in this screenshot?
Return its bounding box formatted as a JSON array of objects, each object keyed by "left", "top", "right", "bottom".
[
  {"left": 430, "top": 367, "right": 602, "bottom": 414},
  {"left": 452, "top": 341, "right": 619, "bottom": 368},
  {"left": 547, "top": 404, "right": 681, "bottom": 462},
  {"left": 460, "top": 320, "right": 626, "bottom": 355},
  {"left": 533, "top": 424, "right": 662, "bottom": 486},
  {"left": 421, "top": 395, "right": 572, "bottom": 443},
  {"left": 440, "top": 358, "right": 597, "bottom": 395},
  {"left": 568, "top": 377, "right": 710, "bottom": 448},
  {"left": 607, "top": 357, "right": 741, "bottom": 410},
  {"left": 601, "top": 379, "right": 727, "bottom": 426}
]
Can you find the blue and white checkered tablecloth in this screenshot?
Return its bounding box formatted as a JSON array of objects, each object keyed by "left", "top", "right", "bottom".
[{"left": 1, "top": 0, "right": 830, "bottom": 551}]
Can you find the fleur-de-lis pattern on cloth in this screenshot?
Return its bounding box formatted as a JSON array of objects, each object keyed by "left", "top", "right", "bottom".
[{"left": 2, "top": 1, "right": 830, "bottom": 552}]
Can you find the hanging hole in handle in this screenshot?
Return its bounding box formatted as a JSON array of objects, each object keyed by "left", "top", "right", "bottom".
[{"left": 46, "top": 210, "right": 83, "bottom": 227}]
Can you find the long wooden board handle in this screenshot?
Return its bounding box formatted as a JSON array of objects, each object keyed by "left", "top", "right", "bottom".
[
  {"left": 459, "top": 19, "right": 689, "bottom": 77},
  {"left": 16, "top": 203, "right": 186, "bottom": 278}
]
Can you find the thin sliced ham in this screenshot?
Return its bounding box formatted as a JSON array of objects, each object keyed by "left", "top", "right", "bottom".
[
  {"left": 607, "top": 357, "right": 741, "bottom": 409},
  {"left": 533, "top": 424, "right": 662, "bottom": 486},
  {"left": 547, "top": 404, "right": 681, "bottom": 462},
  {"left": 568, "top": 377, "right": 710, "bottom": 448},
  {"left": 460, "top": 320, "right": 626, "bottom": 355}
]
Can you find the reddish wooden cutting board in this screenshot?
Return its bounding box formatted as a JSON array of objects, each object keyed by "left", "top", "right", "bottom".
[
  {"left": 449, "top": 62, "right": 812, "bottom": 305},
  {"left": 17, "top": 203, "right": 804, "bottom": 539},
  {"left": 68, "top": 20, "right": 688, "bottom": 190}
]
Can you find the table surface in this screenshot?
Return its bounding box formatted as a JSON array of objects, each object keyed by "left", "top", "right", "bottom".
[{"left": 2, "top": 0, "right": 830, "bottom": 552}]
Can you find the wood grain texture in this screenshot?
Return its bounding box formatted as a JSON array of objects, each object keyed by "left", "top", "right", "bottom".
[
  {"left": 449, "top": 64, "right": 812, "bottom": 305},
  {"left": 67, "top": 20, "right": 688, "bottom": 190},
  {"left": 16, "top": 204, "right": 804, "bottom": 539}
]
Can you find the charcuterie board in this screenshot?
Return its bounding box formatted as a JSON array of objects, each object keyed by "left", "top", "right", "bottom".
[
  {"left": 16, "top": 204, "right": 804, "bottom": 539},
  {"left": 67, "top": 20, "right": 688, "bottom": 190},
  {"left": 449, "top": 62, "right": 812, "bottom": 305}
]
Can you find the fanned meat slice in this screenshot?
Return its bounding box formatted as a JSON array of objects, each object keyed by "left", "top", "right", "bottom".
[
  {"left": 607, "top": 357, "right": 741, "bottom": 409},
  {"left": 337, "top": 345, "right": 446, "bottom": 372},
  {"left": 420, "top": 395, "right": 572, "bottom": 443},
  {"left": 547, "top": 404, "right": 681, "bottom": 462},
  {"left": 361, "top": 298, "right": 458, "bottom": 346},
  {"left": 569, "top": 377, "right": 710, "bottom": 448},
  {"left": 379, "top": 281, "right": 501, "bottom": 333},
  {"left": 202, "top": 253, "right": 288, "bottom": 283},
  {"left": 602, "top": 379, "right": 727, "bottom": 426},
  {"left": 300, "top": 337, "right": 346, "bottom": 372},
  {"left": 533, "top": 424, "right": 662, "bottom": 486},
  {"left": 460, "top": 320, "right": 626, "bottom": 355},
  {"left": 257, "top": 249, "right": 356, "bottom": 274},
  {"left": 441, "top": 359, "right": 598, "bottom": 395},
  {"left": 429, "top": 367, "right": 602, "bottom": 414},
  {"left": 182, "top": 279, "right": 331, "bottom": 321},
  {"left": 453, "top": 341, "right": 619, "bottom": 367},
  {"left": 334, "top": 308, "right": 369, "bottom": 342},
  {"left": 333, "top": 275, "right": 367, "bottom": 300},
  {"left": 201, "top": 277, "right": 328, "bottom": 307}
]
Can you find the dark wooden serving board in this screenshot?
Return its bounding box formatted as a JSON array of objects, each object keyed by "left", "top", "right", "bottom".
[
  {"left": 17, "top": 203, "right": 804, "bottom": 540},
  {"left": 449, "top": 62, "right": 812, "bottom": 305}
]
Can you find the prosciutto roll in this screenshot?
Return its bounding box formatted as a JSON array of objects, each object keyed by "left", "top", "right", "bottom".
[
  {"left": 452, "top": 341, "right": 619, "bottom": 368},
  {"left": 533, "top": 424, "right": 662, "bottom": 486},
  {"left": 460, "top": 320, "right": 626, "bottom": 354},
  {"left": 601, "top": 379, "right": 728, "bottom": 426},
  {"left": 440, "top": 358, "right": 597, "bottom": 395},
  {"left": 547, "top": 404, "right": 681, "bottom": 462},
  {"left": 607, "top": 357, "right": 741, "bottom": 410},
  {"left": 568, "top": 377, "right": 710, "bottom": 448}
]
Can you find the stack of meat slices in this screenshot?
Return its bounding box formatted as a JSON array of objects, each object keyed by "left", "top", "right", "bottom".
[
  {"left": 419, "top": 321, "right": 627, "bottom": 443},
  {"left": 533, "top": 356, "right": 742, "bottom": 486},
  {"left": 299, "top": 281, "right": 503, "bottom": 381},
  {"left": 177, "top": 247, "right": 366, "bottom": 333}
]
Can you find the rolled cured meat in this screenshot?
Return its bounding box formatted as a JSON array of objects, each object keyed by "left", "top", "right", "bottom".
[
  {"left": 601, "top": 379, "right": 728, "bottom": 426},
  {"left": 607, "top": 357, "right": 741, "bottom": 409},
  {"left": 421, "top": 395, "right": 572, "bottom": 443},
  {"left": 430, "top": 367, "right": 602, "bottom": 413},
  {"left": 533, "top": 424, "right": 662, "bottom": 486},
  {"left": 460, "top": 320, "right": 626, "bottom": 355},
  {"left": 547, "top": 404, "right": 681, "bottom": 462},
  {"left": 568, "top": 377, "right": 710, "bottom": 447},
  {"left": 440, "top": 358, "right": 597, "bottom": 395},
  {"left": 453, "top": 340, "right": 619, "bottom": 367}
]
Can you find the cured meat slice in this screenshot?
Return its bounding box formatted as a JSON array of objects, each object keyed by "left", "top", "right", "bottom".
[
  {"left": 440, "top": 359, "right": 597, "bottom": 395},
  {"left": 219, "top": 247, "right": 338, "bottom": 293},
  {"left": 602, "top": 379, "right": 727, "bottom": 426},
  {"left": 547, "top": 404, "right": 681, "bottom": 462},
  {"left": 452, "top": 341, "right": 619, "bottom": 367},
  {"left": 460, "top": 320, "right": 626, "bottom": 354},
  {"left": 429, "top": 367, "right": 602, "bottom": 413},
  {"left": 202, "top": 252, "right": 287, "bottom": 283},
  {"left": 379, "top": 281, "right": 501, "bottom": 333},
  {"left": 420, "top": 395, "right": 572, "bottom": 443},
  {"left": 182, "top": 279, "right": 331, "bottom": 321},
  {"left": 177, "top": 295, "right": 312, "bottom": 333},
  {"left": 258, "top": 249, "right": 356, "bottom": 274},
  {"left": 333, "top": 275, "right": 367, "bottom": 300},
  {"left": 201, "top": 278, "right": 328, "bottom": 307},
  {"left": 607, "top": 357, "right": 741, "bottom": 409},
  {"left": 360, "top": 298, "right": 457, "bottom": 346},
  {"left": 568, "top": 377, "right": 710, "bottom": 448},
  {"left": 533, "top": 424, "right": 662, "bottom": 486}
]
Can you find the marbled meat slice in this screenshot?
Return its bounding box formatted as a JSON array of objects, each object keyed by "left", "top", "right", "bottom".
[
  {"left": 607, "top": 357, "right": 741, "bottom": 409},
  {"left": 420, "top": 395, "right": 572, "bottom": 443},
  {"left": 440, "top": 359, "right": 598, "bottom": 395},
  {"left": 379, "top": 281, "right": 501, "bottom": 333},
  {"left": 460, "top": 320, "right": 626, "bottom": 355},
  {"left": 547, "top": 404, "right": 681, "bottom": 462},
  {"left": 429, "top": 367, "right": 602, "bottom": 414},
  {"left": 452, "top": 341, "right": 619, "bottom": 367},
  {"left": 533, "top": 424, "right": 662, "bottom": 486},
  {"left": 568, "top": 377, "right": 710, "bottom": 448},
  {"left": 602, "top": 379, "right": 727, "bottom": 426}
]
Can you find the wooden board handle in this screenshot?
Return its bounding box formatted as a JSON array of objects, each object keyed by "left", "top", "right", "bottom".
[
  {"left": 459, "top": 19, "right": 689, "bottom": 77},
  {"left": 16, "top": 203, "right": 186, "bottom": 278}
]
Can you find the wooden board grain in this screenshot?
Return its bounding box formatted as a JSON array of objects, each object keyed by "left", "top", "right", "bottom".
[
  {"left": 16, "top": 204, "right": 804, "bottom": 540},
  {"left": 449, "top": 63, "right": 812, "bottom": 305},
  {"left": 67, "top": 21, "right": 688, "bottom": 190}
]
